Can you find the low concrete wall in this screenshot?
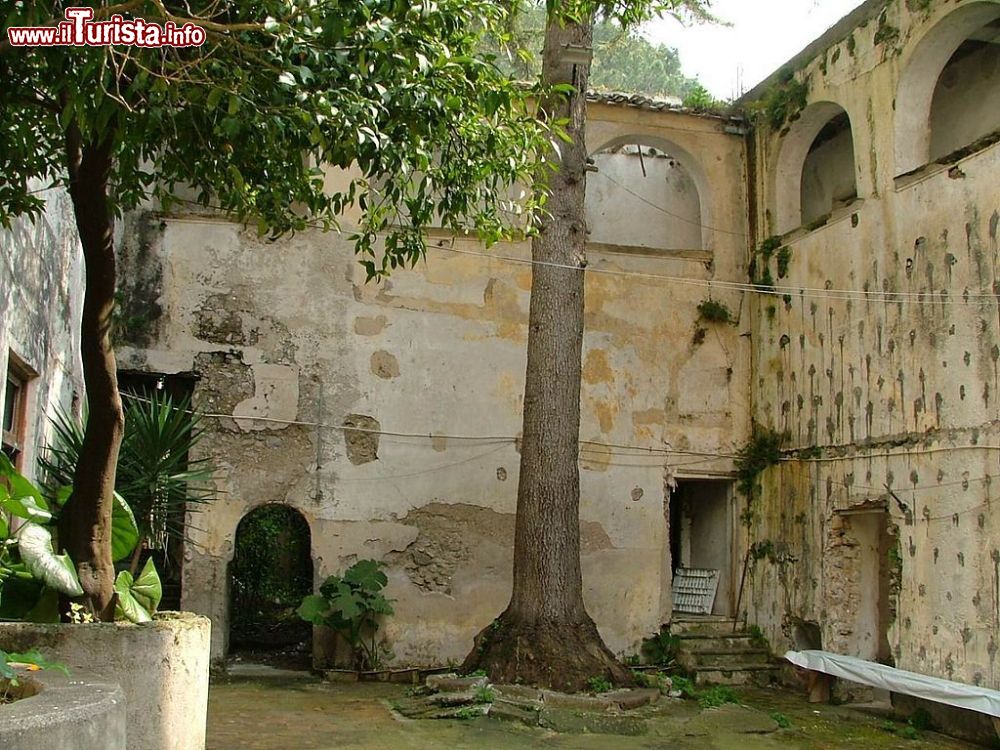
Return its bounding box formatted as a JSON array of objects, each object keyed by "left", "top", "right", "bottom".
[
  {"left": 0, "top": 611, "right": 210, "bottom": 750},
  {"left": 892, "top": 693, "right": 999, "bottom": 747},
  {"left": 0, "top": 669, "right": 126, "bottom": 750}
]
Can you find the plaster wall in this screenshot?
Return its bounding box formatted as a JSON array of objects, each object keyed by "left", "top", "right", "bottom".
[
  {"left": 117, "top": 103, "right": 750, "bottom": 665},
  {"left": 0, "top": 185, "right": 84, "bottom": 475},
  {"left": 746, "top": 0, "right": 1000, "bottom": 689}
]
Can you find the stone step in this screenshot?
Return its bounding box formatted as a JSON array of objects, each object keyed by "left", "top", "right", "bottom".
[
  {"left": 686, "top": 648, "right": 771, "bottom": 669},
  {"left": 675, "top": 634, "right": 757, "bottom": 651},
  {"left": 671, "top": 617, "right": 743, "bottom": 636},
  {"left": 691, "top": 662, "right": 780, "bottom": 687}
]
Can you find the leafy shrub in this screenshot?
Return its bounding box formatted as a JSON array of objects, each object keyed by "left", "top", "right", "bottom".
[
  {"left": 298, "top": 559, "right": 395, "bottom": 669},
  {"left": 641, "top": 629, "right": 682, "bottom": 666},
  {"left": 670, "top": 675, "right": 697, "bottom": 699},
  {"left": 39, "top": 392, "right": 218, "bottom": 560},
  {"left": 770, "top": 711, "right": 791, "bottom": 728},
  {"left": 697, "top": 299, "right": 733, "bottom": 324},
  {"left": 586, "top": 675, "right": 613, "bottom": 694},
  {"left": 697, "top": 685, "right": 738, "bottom": 709}
]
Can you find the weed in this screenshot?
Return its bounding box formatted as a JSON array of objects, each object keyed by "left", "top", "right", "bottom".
[
  {"left": 770, "top": 711, "right": 792, "bottom": 728},
  {"left": 586, "top": 676, "right": 613, "bottom": 694},
  {"left": 641, "top": 629, "right": 682, "bottom": 666},
  {"left": 776, "top": 246, "right": 792, "bottom": 278},
  {"left": 671, "top": 675, "right": 698, "bottom": 699},
  {"left": 748, "top": 624, "right": 768, "bottom": 649},
  {"left": 474, "top": 686, "right": 495, "bottom": 704},
  {"left": 697, "top": 299, "right": 733, "bottom": 324},
  {"left": 698, "top": 686, "right": 739, "bottom": 709}
]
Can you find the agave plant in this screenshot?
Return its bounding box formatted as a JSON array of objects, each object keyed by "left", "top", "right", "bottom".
[{"left": 39, "top": 391, "right": 218, "bottom": 571}]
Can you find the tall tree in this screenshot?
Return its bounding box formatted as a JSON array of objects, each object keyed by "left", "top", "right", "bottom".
[
  {"left": 462, "top": 0, "right": 711, "bottom": 691},
  {"left": 486, "top": 0, "right": 706, "bottom": 100},
  {"left": 1, "top": 0, "right": 544, "bottom": 619}
]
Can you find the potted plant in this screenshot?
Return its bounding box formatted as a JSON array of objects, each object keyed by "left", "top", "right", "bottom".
[{"left": 0, "top": 394, "right": 215, "bottom": 750}]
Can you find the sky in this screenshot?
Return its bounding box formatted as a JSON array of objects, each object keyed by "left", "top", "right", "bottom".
[{"left": 643, "top": 0, "right": 868, "bottom": 100}]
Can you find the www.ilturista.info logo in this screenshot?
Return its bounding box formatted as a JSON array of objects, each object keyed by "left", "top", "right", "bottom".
[{"left": 7, "top": 7, "right": 207, "bottom": 48}]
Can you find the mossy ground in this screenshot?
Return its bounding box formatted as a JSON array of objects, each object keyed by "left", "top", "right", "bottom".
[{"left": 206, "top": 674, "right": 978, "bottom": 750}]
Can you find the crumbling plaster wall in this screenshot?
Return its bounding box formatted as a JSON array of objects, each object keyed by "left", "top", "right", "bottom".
[
  {"left": 746, "top": 0, "right": 1000, "bottom": 688},
  {"left": 117, "top": 103, "right": 750, "bottom": 665},
  {"left": 0, "top": 185, "right": 84, "bottom": 476}
]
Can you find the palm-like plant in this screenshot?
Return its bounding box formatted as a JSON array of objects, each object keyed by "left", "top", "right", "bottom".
[{"left": 39, "top": 391, "right": 218, "bottom": 573}]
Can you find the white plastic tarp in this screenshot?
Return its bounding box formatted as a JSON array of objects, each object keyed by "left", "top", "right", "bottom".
[{"left": 785, "top": 649, "right": 1000, "bottom": 719}]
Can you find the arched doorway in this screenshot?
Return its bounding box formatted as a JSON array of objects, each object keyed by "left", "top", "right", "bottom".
[{"left": 228, "top": 504, "right": 313, "bottom": 668}]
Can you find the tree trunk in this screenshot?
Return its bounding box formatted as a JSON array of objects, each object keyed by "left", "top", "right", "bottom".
[
  {"left": 462, "top": 11, "right": 631, "bottom": 692},
  {"left": 58, "top": 125, "right": 123, "bottom": 621}
]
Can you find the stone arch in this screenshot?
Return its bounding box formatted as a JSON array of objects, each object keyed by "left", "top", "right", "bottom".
[
  {"left": 587, "top": 134, "right": 713, "bottom": 252},
  {"left": 773, "top": 101, "right": 859, "bottom": 235},
  {"left": 227, "top": 503, "right": 314, "bottom": 662},
  {"left": 894, "top": 1, "right": 1000, "bottom": 175}
]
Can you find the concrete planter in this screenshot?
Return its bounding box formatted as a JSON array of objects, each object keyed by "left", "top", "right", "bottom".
[
  {"left": 0, "top": 668, "right": 126, "bottom": 749},
  {"left": 0, "top": 611, "right": 210, "bottom": 750}
]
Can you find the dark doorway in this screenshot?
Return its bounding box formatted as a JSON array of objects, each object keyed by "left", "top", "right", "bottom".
[
  {"left": 670, "top": 480, "right": 735, "bottom": 616},
  {"left": 843, "top": 509, "right": 893, "bottom": 663},
  {"left": 229, "top": 504, "right": 314, "bottom": 668}
]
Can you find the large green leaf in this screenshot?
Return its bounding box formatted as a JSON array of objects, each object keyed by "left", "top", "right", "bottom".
[
  {"left": 111, "top": 492, "right": 140, "bottom": 562},
  {"left": 297, "top": 594, "right": 331, "bottom": 625},
  {"left": 131, "top": 557, "right": 162, "bottom": 613},
  {"left": 15, "top": 523, "right": 83, "bottom": 597},
  {"left": 114, "top": 558, "right": 162, "bottom": 624},
  {"left": 0, "top": 490, "right": 53, "bottom": 523},
  {"left": 343, "top": 559, "right": 388, "bottom": 592},
  {"left": 0, "top": 455, "right": 52, "bottom": 523},
  {"left": 114, "top": 570, "right": 150, "bottom": 623},
  {"left": 328, "top": 581, "right": 363, "bottom": 621}
]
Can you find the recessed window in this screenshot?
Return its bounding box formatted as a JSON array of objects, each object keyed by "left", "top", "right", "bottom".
[
  {"left": 773, "top": 101, "right": 859, "bottom": 235},
  {"left": 2, "top": 354, "right": 35, "bottom": 469},
  {"left": 928, "top": 18, "right": 1000, "bottom": 161},
  {"left": 586, "top": 139, "right": 705, "bottom": 253},
  {"left": 894, "top": 4, "right": 1000, "bottom": 176},
  {"left": 800, "top": 111, "right": 858, "bottom": 227}
]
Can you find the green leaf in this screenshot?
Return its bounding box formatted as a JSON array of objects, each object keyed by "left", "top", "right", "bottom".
[
  {"left": 328, "top": 581, "right": 363, "bottom": 620},
  {"left": 111, "top": 492, "right": 140, "bottom": 562},
  {"left": 6, "top": 649, "right": 68, "bottom": 675},
  {"left": 297, "top": 594, "right": 330, "bottom": 625},
  {"left": 114, "top": 570, "right": 150, "bottom": 624},
  {"left": 130, "top": 557, "right": 162, "bottom": 613},
  {"left": 0, "top": 493, "right": 52, "bottom": 523},
  {"left": 343, "top": 559, "right": 388, "bottom": 592},
  {"left": 15, "top": 523, "right": 84, "bottom": 597}
]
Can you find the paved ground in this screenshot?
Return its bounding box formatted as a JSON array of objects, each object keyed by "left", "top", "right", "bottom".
[{"left": 206, "top": 669, "right": 977, "bottom": 749}]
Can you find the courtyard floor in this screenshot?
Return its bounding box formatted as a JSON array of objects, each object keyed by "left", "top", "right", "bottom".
[{"left": 206, "top": 668, "right": 979, "bottom": 749}]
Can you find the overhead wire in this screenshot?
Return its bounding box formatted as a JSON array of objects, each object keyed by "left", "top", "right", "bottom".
[{"left": 433, "top": 243, "right": 1000, "bottom": 307}]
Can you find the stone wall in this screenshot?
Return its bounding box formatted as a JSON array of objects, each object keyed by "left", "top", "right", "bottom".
[
  {"left": 117, "top": 102, "right": 750, "bottom": 665},
  {"left": 744, "top": 0, "right": 1000, "bottom": 688},
  {"left": 0, "top": 185, "right": 84, "bottom": 476}
]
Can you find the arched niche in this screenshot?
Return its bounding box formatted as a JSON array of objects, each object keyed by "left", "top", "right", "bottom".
[
  {"left": 773, "top": 101, "right": 859, "bottom": 235},
  {"left": 227, "top": 503, "right": 314, "bottom": 662},
  {"left": 586, "top": 134, "right": 713, "bottom": 253},
  {"left": 895, "top": 1, "right": 1000, "bottom": 175}
]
